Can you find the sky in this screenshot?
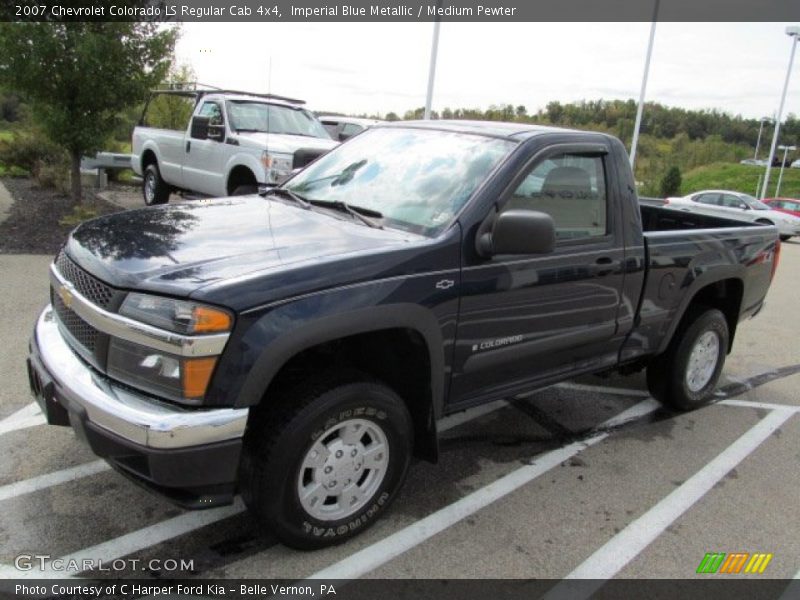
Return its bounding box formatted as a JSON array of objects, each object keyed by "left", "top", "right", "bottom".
[{"left": 174, "top": 22, "right": 800, "bottom": 120}]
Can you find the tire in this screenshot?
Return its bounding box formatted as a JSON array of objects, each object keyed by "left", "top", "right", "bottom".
[
  {"left": 646, "top": 307, "right": 729, "bottom": 411},
  {"left": 231, "top": 185, "right": 258, "bottom": 196},
  {"left": 779, "top": 235, "right": 791, "bottom": 242},
  {"left": 143, "top": 163, "right": 170, "bottom": 205},
  {"left": 241, "top": 371, "right": 413, "bottom": 549}
]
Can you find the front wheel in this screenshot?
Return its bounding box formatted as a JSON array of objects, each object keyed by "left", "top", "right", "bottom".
[
  {"left": 143, "top": 163, "right": 170, "bottom": 205},
  {"left": 646, "top": 307, "right": 729, "bottom": 411},
  {"left": 241, "top": 372, "right": 413, "bottom": 549}
]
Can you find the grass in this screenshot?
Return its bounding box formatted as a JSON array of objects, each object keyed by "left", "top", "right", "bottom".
[
  {"left": 681, "top": 162, "right": 800, "bottom": 199},
  {"left": 58, "top": 205, "right": 98, "bottom": 227}
]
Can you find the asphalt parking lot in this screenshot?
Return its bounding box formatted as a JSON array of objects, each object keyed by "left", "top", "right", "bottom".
[{"left": 0, "top": 241, "right": 798, "bottom": 589}]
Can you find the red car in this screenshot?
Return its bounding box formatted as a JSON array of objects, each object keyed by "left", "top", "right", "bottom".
[{"left": 764, "top": 197, "right": 800, "bottom": 219}]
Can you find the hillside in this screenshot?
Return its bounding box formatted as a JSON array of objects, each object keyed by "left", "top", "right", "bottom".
[{"left": 680, "top": 162, "right": 800, "bottom": 199}]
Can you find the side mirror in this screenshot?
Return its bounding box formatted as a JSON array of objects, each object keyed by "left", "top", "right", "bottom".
[
  {"left": 477, "top": 209, "right": 556, "bottom": 257},
  {"left": 190, "top": 116, "right": 210, "bottom": 140}
]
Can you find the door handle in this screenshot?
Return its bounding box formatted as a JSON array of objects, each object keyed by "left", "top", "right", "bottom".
[
  {"left": 592, "top": 257, "right": 617, "bottom": 277},
  {"left": 186, "top": 141, "right": 191, "bottom": 153}
]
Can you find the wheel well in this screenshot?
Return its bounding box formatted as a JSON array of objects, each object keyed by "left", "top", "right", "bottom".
[
  {"left": 141, "top": 150, "right": 157, "bottom": 172},
  {"left": 685, "top": 278, "right": 743, "bottom": 353},
  {"left": 227, "top": 166, "right": 258, "bottom": 195},
  {"left": 262, "top": 328, "right": 436, "bottom": 462}
]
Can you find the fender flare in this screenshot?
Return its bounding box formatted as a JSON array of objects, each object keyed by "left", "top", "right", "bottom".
[
  {"left": 234, "top": 303, "right": 446, "bottom": 418},
  {"left": 656, "top": 268, "right": 744, "bottom": 355},
  {"left": 225, "top": 153, "right": 264, "bottom": 192}
]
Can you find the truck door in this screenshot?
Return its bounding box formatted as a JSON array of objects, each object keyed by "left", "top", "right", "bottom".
[
  {"left": 449, "top": 144, "right": 628, "bottom": 407},
  {"left": 182, "top": 100, "right": 228, "bottom": 196}
]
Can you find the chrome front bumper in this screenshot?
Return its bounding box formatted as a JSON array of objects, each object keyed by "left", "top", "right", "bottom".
[{"left": 31, "top": 306, "right": 249, "bottom": 450}]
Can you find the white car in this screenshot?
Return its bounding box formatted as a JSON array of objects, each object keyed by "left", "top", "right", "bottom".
[
  {"left": 666, "top": 190, "right": 800, "bottom": 241},
  {"left": 132, "top": 90, "right": 338, "bottom": 205},
  {"left": 319, "top": 116, "right": 383, "bottom": 142}
]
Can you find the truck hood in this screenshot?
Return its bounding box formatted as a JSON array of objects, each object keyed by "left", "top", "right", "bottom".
[
  {"left": 65, "top": 196, "right": 419, "bottom": 300},
  {"left": 235, "top": 131, "right": 338, "bottom": 154}
]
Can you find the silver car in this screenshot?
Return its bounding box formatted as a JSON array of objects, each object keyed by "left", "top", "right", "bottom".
[{"left": 665, "top": 189, "right": 800, "bottom": 240}]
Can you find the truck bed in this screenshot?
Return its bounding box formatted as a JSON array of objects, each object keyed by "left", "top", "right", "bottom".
[
  {"left": 640, "top": 202, "right": 764, "bottom": 232},
  {"left": 623, "top": 203, "right": 778, "bottom": 364}
]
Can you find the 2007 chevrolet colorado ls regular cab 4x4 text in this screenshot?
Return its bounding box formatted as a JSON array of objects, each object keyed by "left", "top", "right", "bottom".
[{"left": 28, "top": 121, "right": 779, "bottom": 549}]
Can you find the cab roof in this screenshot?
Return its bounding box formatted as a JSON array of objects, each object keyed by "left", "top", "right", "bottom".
[{"left": 381, "top": 119, "right": 593, "bottom": 141}]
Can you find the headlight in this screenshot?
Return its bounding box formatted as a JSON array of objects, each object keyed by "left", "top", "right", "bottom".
[
  {"left": 108, "top": 339, "right": 217, "bottom": 405},
  {"left": 120, "top": 293, "right": 232, "bottom": 334},
  {"left": 261, "top": 151, "right": 294, "bottom": 184},
  {"left": 112, "top": 294, "right": 233, "bottom": 404}
]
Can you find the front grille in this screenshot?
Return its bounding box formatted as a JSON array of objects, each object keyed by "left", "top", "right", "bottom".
[
  {"left": 55, "top": 250, "right": 115, "bottom": 309},
  {"left": 52, "top": 289, "right": 98, "bottom": 353}
]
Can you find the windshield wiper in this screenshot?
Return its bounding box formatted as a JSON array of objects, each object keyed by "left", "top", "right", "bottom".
[
  {"left": 309, "top": 199, "right": 383, "bottom": 229},
  {"left": 260, "top": 187, "right": 311, "bottom": 209}
]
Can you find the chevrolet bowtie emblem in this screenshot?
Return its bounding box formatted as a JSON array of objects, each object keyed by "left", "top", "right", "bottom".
[{"left": 57, "top": 284, "right": 74, "bottom": 309}]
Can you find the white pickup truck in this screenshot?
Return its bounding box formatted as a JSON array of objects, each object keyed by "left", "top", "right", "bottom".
[{"left": 131, "top": 90, "right": 338, "bottom": 205}]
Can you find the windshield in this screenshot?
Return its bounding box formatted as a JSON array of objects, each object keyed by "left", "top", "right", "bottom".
[
  {"left": 741, "top": 194, "right": 771, "bottom": 210},
  {"left": 284, "top": 127, "right": 515, "bottom": 235},
  {"left": 226, "top": 101, "right": 330, "bottom": 139}
]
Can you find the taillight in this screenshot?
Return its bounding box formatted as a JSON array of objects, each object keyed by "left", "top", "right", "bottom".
[{"left": 771, "top": 238, "right": 781, "bottom": 280}]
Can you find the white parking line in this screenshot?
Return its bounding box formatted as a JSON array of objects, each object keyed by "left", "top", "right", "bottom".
[
  {"left": 720, "top": 398, "right": 800, "bottom": 413},
  {"left": 0, "top": 460, "right": 110, "bottom": 502},
  {"left": 0, "top": 402, "right": 45, "bottom": 436},
  {"left": 556, "top": 383, "right": 650, "bottom": 397},
  {"left": 0, "top": 499, "right": 246, "bottom": 579},
  {"left": 437, "top": 399, "right": 509, "bottom": 432},
  {"left": 306, "top": 399, "right": 659, "bottom": 581},
  {"left": 543, "top": 407, "right": 795, "bottom": 599}
]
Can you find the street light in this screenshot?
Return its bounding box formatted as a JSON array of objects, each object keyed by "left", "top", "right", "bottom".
[
  {"left": 760, "top": 26, "right": 800, "bottom": 199},
  {"left": 754, "top": 117, "right": 773, "bottom": 161},
  {"left": 424, "top": 0, "right": 443, "bottom": 120},
  {"left": 629, "top": 0, "right": 660, "bottom": 169},
  {"left": 775, "top": 144, "right": 797, "bottom": 198}
]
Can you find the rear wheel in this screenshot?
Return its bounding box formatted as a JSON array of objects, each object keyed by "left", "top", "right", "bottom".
[
  {"left": 646, "top": 307, "right": 729, "bottom": 411},
  {"left": 241, "top": 372, "right": 413, "bottom": 549},
  {"left": 143, "top": 163, "right": 170, "bottom": 205}
]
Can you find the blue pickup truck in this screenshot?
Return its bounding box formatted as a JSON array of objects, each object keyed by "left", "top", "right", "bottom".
[{"left": 28, "top": 121, "right": 779, "bottom": 548}]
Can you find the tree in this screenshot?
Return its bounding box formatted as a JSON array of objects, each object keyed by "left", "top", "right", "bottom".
[
  {"left": 659, "top": 166, "right": 682, "bottom": 197},
  {"left": 0, "top": 21, "right": 178, "bottom": 203},
  {"left": 144, "top": 64, "right": 196, "bottom": 131}
]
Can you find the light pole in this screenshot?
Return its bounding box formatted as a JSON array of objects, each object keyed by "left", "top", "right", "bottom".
[
  {"left": 754, "top": 117, "right": 773, "bottom": 161},
  {"left": 424, "top": 4, "right": 442, "bottom": 120},
  {"left": 629, "top": 0, "right": 660, "bottom": 169},
  {"left": 775, "top": 145, "right": 797, "bottom": 197},
  {"left": 760, "top": 26, "right": 800, "bottom": 199}
]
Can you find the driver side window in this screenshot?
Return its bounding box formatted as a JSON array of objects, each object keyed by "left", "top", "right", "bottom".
[
  {"left": 198, "top": 101, "right": 224, "bottom": 126},
  {"left": 503, "top": 153, "right": 608, "bottom": 241}
]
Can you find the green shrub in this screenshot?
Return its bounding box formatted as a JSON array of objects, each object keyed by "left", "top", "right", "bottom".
[
  {"left": 0, "top": 164, "right": 29, "bottom": 177},
  {"left": 36, "top": 161, "right": 70, "bottom": 193},
  {"left": 0, "top": 129, "right": 67, "bottom": 175}
]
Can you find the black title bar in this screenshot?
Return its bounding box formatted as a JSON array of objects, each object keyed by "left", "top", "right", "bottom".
[{"left": 2, "top": 0, "right": 800, "bottom": 22}]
